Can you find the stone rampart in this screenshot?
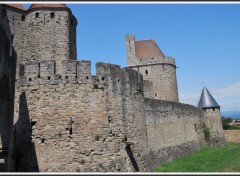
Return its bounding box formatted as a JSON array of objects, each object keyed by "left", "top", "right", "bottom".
[
  {"left": 14, "top": 61, "right": 150, "bottom": 172},
  {"left": 144, "top": 98, "right": 206, "bottom": 170}
]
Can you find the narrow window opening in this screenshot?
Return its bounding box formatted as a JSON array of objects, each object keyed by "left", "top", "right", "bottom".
[
  {"left": 38, "top": 63, "right": 40, "bottom": 78},
  {"left": 65, "top": 76, "right": 68, "bottom": 79},
  {"left": 68, "top": 117, "right": 74, "bottom": 136},
  {"left": 21, "top": 15, "right": 25, "bottom": 21},
  {"left": 11, "top": 34, "right": 14, "bottom": 42},
  {"left": 102, "top": 77, "right": 105, "bottom": 81},
  {"left": 145, "top": 70, "right": 148, "bottom": 75},
  {"left": 35, "top": 12, "right": 39, "bottom": 18},
  {"left": 50, "top": 12, "right": 55, "bottom": 18},
  {"left": 59, "top": 75, "right": 61, "bottom": 79},
  {"left": 29, "top": 78, "right": 32, "bottom": 81},
  {"left": 108, "top": 116, "right": 112, "bottom": 124},
  {"left": 85, "top": 76, "right": 89, "bottom": 80},
  {"left": 41, "top": 138, "right": 45, "bottom": 144},
  {"left": 213, "top": 108, "right": 215, "bottom": 111},
  {"left": 31, "top": 120, "right": 37, "bottom": 127},
  {"left": 155, "top": 93, "right": 157, "bottom": 97},
  {"left": 117, "top": 79, "right": 120, "bottom": 83},
  {"left": 48, "top": 76, "right": 51, "bottom": 80}
]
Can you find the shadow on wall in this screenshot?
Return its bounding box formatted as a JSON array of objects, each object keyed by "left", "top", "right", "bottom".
[
  {"left": 13, "top": 91, "right": 39, "bottom": 172},
  {"left": 125, "top": 145, "right": 139, "bottom": 172},
  {"left": 0, "top": 75, "right": 10, "bottom": 172}
]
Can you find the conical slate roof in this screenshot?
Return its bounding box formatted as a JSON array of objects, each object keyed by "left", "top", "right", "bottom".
[{"left": 197, "top": 87, "right": 220, "bottom": 109}]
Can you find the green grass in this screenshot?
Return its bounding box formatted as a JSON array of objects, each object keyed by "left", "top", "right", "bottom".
[{"left": 154, "top": 142, "right": 240, "bottom": 172}]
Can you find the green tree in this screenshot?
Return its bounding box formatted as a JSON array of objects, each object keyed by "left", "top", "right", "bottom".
[{"left": 222, "top": 116, "right": 233, "bottom": 130}]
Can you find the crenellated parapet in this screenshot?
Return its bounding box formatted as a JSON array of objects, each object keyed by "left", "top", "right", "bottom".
[
  {"left": 128, "top": 56, "right": 176, "bottom": 69},
  {"left": 16, "top": 60, "right": 144, "bottom": 97}
]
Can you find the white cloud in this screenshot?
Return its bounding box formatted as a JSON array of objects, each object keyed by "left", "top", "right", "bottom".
[{"left": 179, "top": 81, "right": 240, "bottom": 112}]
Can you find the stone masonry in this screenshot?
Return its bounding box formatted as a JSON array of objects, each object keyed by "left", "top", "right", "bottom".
[
  {"left": 0, "top": 4, "right": 17, "bottom": 172},
  {"left": 0, "top": 4, "right": 225, "bottom": 172},
  {"left": 125, "top": 34, "right": 179, "bottom": 102}
]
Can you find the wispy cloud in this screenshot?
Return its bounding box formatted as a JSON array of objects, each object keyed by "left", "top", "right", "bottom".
[{"left": 179, "top": 81, "right": 240, "bottom": 112}]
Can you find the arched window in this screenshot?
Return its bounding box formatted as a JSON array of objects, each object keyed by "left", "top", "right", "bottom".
[
  {"left": 35, "top": 12, "right": 39, "bottom": 18},
  {"left": 50, "top": 12, "right": 54, "bottom": 18},
  {"left": 21, "top": 15, "right": 25, "bottom": 21}
]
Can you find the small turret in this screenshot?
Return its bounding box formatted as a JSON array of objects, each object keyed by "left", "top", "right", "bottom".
[
  {"left": 198, "top": 87, "right": 220, "bottom": 109},
  {"left": 197, "top": 87, "right": 225, "bottom": 146}
]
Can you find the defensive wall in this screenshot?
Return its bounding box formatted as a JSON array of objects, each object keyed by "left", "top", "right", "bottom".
[
  {"left": 13, "top": 60, "right": 150, "bottom": 172},
  {"left": 144, "top": 98, "right": 206, "bottom": 169},
  {"left": 224, "top": 130, "right": 240, "bottom": 143},
  {"left": 1, "top": 3, "right": 225, "bottom": 172},
  {"left": 13, "top": 59, "right": 208, "bottom": 172}
]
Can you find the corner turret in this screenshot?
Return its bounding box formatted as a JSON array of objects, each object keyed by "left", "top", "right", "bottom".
[{"left": 197, "top": 87, "right": 225, "bottom": 146}]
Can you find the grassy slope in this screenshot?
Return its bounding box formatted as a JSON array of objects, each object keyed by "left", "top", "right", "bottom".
[{"left": 154, "top": 142, "right": 240, "bottom": 172}]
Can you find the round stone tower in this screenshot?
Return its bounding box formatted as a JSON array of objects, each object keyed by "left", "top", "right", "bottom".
[
  {"left": 125, "top": 34, "right": 179, "bottom": 102},
  {"left": 198, "top": 87, "right": 225, "bottom": 146},
  {"left": 3, "top": 4, "right": 26, "bottom": 64},
  {"left": 21, "top": 4, "right": 77, "bottom": 74}
]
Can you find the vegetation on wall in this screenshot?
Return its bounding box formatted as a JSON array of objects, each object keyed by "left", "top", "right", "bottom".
[{"left": 201, "top": 123, "right": 210, "bottom": 142}]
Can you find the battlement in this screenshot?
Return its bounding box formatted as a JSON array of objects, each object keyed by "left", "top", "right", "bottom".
[
  {"left": 129, "top": 56, "right": 176, "bottom": 68},
  {"left": 16, "top": 60, "right": 144, "bottom": 96}
]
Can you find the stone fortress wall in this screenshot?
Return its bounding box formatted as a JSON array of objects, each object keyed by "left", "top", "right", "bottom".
[
  {"left": 0, "top": 4, "right": 17, "bottom": 171},
  {"left": 14, "top": 60, "right": 150, "bottom": 172},
  {"left": 13, "top": 57, "right": 207, "bottom": 172},
  {"left": 1, "top": 4, "right": 225, "bottom": 172}
]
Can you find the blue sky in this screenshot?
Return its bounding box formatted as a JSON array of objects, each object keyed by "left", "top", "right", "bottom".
[{"left": 22, "top": 2, "right": 240, "bottom": 114}]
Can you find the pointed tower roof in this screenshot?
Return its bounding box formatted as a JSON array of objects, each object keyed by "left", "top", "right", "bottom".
[
  {"left": 135, "top": 39, "right": 165, "bottom": 59},
  {"left": 197, "top": 87, "right": 220, "bottom": 109},
  {"left": 29, "top": 4, "right": 67, "bottom": 10},
  {"left": 5, "top": 4, "right": 26, "bottom": 11}
]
